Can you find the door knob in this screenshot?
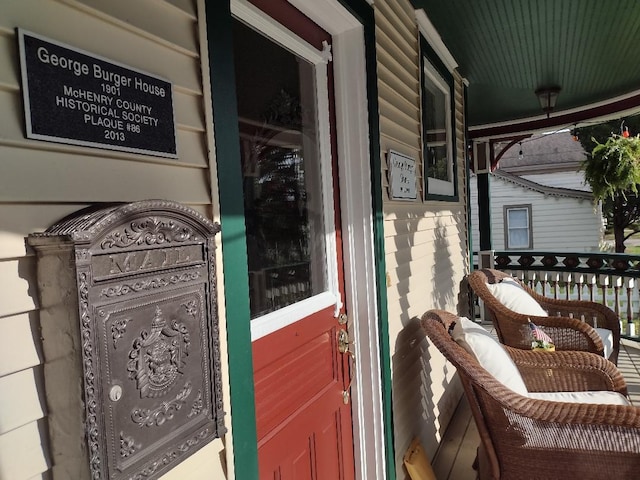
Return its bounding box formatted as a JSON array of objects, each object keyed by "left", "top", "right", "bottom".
[{"left": 337, "top": 329, "right": 352, "bottom": 353}]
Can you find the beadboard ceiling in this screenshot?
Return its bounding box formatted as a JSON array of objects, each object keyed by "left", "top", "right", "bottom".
[{"left": 412, "top": 0, "right": 640, "bottom": 136}]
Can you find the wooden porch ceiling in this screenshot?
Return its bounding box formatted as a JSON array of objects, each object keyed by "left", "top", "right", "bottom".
[{"left": 411, "top": 0, "right": 640, "bottom": 138}]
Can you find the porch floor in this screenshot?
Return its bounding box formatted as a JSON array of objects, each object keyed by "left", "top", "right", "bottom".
[{"left": 431, "top": 336, "right": 640, "bottom": 480}]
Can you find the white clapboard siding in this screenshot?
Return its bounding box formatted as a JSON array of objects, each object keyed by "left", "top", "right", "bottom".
[
  {"left": 167, "top": 0, "right": 197, "bottom": 17},
  {"left": 61, "top": 0, "right": 199, "bottom": 54},
  {"left": 0, "top": 420, "right": 50, "bottom": 480},
  {"left": 470, "top": 173, "right": 602, "bottom": 254},
  {"left": 469, "top": 174, "right": 480, "bottom": 253},
  {"left": 0, "top": 258, "right": 38, "bottom": 318},
  {"left": 2, "top": 2, "right": 202, "bottom": 93},
  {"left": 0, "top": 151, "right": 211, "bottom": 203},
  {"left": 0, "top": 368, "right": 46, "bottom": 435},
  {"left": 159, "top": 439, "right": 226, "bottom": 480},
  {"left": 521, "top": 171, "right": 590, "bottom": 191},
  {"left": 0, "top": 313, "right": 42, "bottom": 377},
  {"left": 376, "top": 0, "right": 421, "bottom": 206},
  {"left": 390, "top": 320, "right": 464, "bottom": 475},
  {"left": 0, "top": 204, "right": 96, "bottom": 259},
  {"left": 0, "top": 33, "right": 15, "bottom": 88},
  {"left": 455, "top": 77, "right": 468, "bottom": 244},
  {"left": 0, "top": 0, "right": 222, "bottom": 478},
  {"left": 375, "top": 1, "right": 469, "bottom": 478},
  {"left": 26, "top": 474, "right": 51, "bottom": 480}
]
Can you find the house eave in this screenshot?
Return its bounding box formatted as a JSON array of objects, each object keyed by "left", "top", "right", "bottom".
[
  {"left": 470, "top": 88, "right": 640, "bottom": 140},
  {"left": 492, "top": 170, "right": 593, "bottom": 201}
]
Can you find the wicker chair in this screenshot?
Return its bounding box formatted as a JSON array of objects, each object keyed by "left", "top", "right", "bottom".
[
  {"left": 421, "top": 309, "right": 640, "bottom": 480},
  {"left": 468, "top": 268, "right": 620, "bottom": 364}
]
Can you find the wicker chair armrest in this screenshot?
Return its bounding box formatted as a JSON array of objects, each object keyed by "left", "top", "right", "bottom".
[
  {"left": 505, "top": 346, "right": 627, "bottom": 395},
  {"left": 473, "top": 380, "right": 640, "bottom": 435},
  {"left": 422, "top": 309, "right": 459, "bottom": 331},
  {"left": 515, "top": 397, "right": 640, "bottom": 431},
  {"left": 504, "top": 313, "right": 605, "bottom": 355}
]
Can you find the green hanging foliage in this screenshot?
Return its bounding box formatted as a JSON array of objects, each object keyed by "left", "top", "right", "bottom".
[{"left": 583, "top": 133, "right": 640, "bottom": 201}]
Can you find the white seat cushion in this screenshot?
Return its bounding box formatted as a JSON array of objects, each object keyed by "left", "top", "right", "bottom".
[
  {"left": 452, "top": 317, "right": 529, "bottom": 396},
  {"left": 529, "top": 390, "right": 630, "bottom": 405},
  {"left": 595, "top": 327, "right": 614, "bottom": 359},
  {"left": 486, "top": 277, "right": 548, "bottom": 317}
]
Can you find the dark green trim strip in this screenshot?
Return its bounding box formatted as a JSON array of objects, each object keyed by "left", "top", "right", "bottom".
[
  {"left": 204, "top": 2, "right": 259, "bottom": 479},
  {"left": 477, "top": 171, "right": 492, "bottom": 251},
  {"left": 338, "top": 1, "right": 396, "bottom": 478},
  {"left": 464, "top": 85, "right": 473, "bottom": 268}
]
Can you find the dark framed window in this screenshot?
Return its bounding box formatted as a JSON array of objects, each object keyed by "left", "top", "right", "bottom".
[
  {"left": 420, "top": 35, "right": 457, "bottom": 201},
  {"left": 504, "top": 205, "right": 533, "bottom": 249}
]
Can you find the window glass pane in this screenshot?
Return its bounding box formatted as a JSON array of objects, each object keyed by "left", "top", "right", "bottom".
[
  {"left": 423, "top": 84, "right": 446, "bottom": 131},
  {"left": 508, "top": 209, "right": 528, "bottom": 228},
  {"left": 507, "top": 208, "right": 530, "bottom": 248},
  {"left": 508, "top": 229, "right": 529, "bottom": 248},
  {"left": 423, "top": 75, "right": 450, "bottom": 183},
  {"left": 233, "top": 20, "right": 327, "bottom": 319}
]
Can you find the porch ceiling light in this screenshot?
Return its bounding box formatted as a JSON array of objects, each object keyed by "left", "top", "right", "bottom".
[{"left": 535, "top": 86, "right": 561, "bottom": 118}]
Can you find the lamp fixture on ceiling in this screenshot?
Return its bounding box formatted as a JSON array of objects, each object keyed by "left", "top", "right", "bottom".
[{"left": 535, "top": 86, "right": 561, "bottom": 118}]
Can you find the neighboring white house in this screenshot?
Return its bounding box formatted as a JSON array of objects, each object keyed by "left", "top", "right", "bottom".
[{"left": 470, "top": 131, "right": 605, "bottom": 256}]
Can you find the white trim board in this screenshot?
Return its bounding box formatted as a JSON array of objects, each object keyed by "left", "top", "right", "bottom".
[{"left": 236, "top": 1, "right": 388, "bottom": 479}]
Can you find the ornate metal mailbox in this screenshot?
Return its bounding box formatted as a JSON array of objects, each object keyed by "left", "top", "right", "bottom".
[{"left": 28, "top": 200, "right": 226, "bottom": 480}]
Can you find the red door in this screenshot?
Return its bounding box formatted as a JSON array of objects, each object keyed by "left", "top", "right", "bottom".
[
  {"left": 252, "top": 310, "right": 354, "bottom": 479},
  {"left": 232, "top": 2, "right": 355, "bottom": 479}
]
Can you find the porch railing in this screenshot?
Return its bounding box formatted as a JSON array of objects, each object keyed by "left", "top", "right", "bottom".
[{"left": 476, "top": 250, "right": 640, "bottom": 339}]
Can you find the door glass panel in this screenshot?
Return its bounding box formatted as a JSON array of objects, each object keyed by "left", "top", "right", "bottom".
[{"left": 233, "top": 20, "right": 328, "bottom": 319}]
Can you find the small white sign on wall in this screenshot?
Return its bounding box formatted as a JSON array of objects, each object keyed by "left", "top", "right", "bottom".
[{"left": 388, "top": 150, "right": 417, "bottom": 200}]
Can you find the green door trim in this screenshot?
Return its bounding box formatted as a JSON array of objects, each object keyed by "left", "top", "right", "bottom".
[
  {"left": 204, "top": 2, "right": 258, "bottom": 479},
  {"left": 205, "top": 1, "right": 394, "bottom": 478}
]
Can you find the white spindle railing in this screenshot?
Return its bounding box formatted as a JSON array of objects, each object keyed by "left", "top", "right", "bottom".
[
  {"left": 476, "top": 250, "right": 640, "bottom": 338},
  {"left": 521, "top": 271, "right": 640, "bottom": 336}
]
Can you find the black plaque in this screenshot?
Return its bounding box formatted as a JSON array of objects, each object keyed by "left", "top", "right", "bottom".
[{"left": 17, "top": 29, "right": 177, "bottom": 158}]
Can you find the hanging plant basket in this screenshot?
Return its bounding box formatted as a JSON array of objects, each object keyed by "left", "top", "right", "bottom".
[{"left": 584, "top": 133, "right": 640, "bottom": 200}]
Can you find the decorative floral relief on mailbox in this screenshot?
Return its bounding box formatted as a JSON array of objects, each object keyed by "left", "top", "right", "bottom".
[
  {"left": 127, "top": 305, "right": 191, "bottom": 399},
  {"left": 29, "top": 200, "right": 225, "bottom": 480}
]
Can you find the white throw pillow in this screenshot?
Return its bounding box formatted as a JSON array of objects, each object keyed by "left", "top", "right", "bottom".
[
  {"left": 452, "top": 317, "right": 528, "bottom": 396},
  {"left": 486, "top": 277, "right": 548, "bottom": 317},
  {"left": 595, "top": 328, "right": 614, "bottom": 359}
]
